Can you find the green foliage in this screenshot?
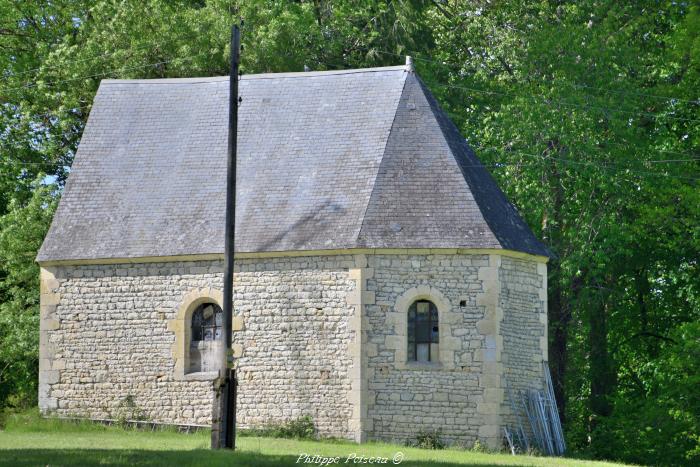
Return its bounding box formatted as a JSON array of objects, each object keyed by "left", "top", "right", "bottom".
[
  {"left": 240, "top": 415, "right": 316, "bottom": 440},
  {"left": 581, "top": 322, "right": 700, "bottom": 466},
  {"left": 423, "top": 2, "right": 699, "bottom": 464},
  {"left": 0, "top": 1, "right": 698, "bottom": 465},
  {"left": 410, "top": 429, "right": 446, "bottom": 450},
  {"left": 469, "top": 439, "right": 488, "bottom": 454},
  {"left": 114, "top": 394, "right": 147, "bottom": 426},
  {"left": 0, "top": 180, "right": 57, "bottom": 409},
  {"left": 1, "top": 407, "right": 110, "bottom": 433}
]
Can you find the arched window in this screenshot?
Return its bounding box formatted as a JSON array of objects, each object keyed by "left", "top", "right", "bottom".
[
  {"left": 407, "top": 300, "right": 439, "bottom": 362},
  {"left": 189, "top": 302, "right": 223, "bottom": 373}
]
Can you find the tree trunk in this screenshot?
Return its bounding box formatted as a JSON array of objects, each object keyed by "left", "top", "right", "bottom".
[
  {"left": 548, "top": 261, "right": 569, "bottom": 423},
  {"left": 635, "top": 269, "right": 655, "bottom": 357},
  {"left": 587, "top": 292, "right": 617, "bottom": 454},
  {"left": 542, "top": 145, "right": 569, "bottom": 424},
  {"left": 588, "top": 293, "right": 616, "bottom": 442}
]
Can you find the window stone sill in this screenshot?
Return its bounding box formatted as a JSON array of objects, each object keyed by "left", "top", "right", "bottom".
[{"left": 183, "top": 371, "right": 219, "bottom": 381}]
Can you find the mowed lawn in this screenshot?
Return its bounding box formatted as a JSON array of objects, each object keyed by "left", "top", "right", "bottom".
[{"left": 0, "top": 414, "right": 631, "bottom": 467}]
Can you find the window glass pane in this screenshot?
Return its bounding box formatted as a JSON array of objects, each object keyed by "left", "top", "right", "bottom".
[
  {"left": 417, "top": 302, "right": 429, "bottom": 315},
  {"left": 417, "top": 343, "right": 430, "bottom": 362},
  {"left": 415, "top": 302, "right": 430, "bottom": 342},
  {"left": 202, "top": 305, "right": 214, "bottom": 321},
  {"left": 416, "top": 321, "right": 431, "bottom": 342},
  {"left": 408, "top": 300, "right": 439, "bottom": 362},
  {"left": 191, "top": 303, "right": 222, "bottom": 342},
  {"left": 188, "top": 303, "right": 223, "bottom": 374},
  {"left": 430, "top": 343, "right": 439, "bottom": 362},
  {"left": 193, "top": 308, "right": 203, "bottom": 341}
]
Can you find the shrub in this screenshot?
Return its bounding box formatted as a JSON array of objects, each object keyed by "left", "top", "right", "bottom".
[
  {"left": 240, "top": 415, "right": 316, "bottom": 440},
  {"left": 114, "top": 395, "right": 146, "bottom": 426},
  {"left": 411, "top": 429, "right": 446, "bottom": 450},
  {"left": 0, "top": 182, "right": 57, "bottom": 412},
  {"left": 470, "top": 439, "right": 487, "bottom": 453}
]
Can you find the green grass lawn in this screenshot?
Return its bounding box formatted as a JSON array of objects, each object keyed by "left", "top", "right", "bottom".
[{"left": 0, "top": 412, "right": 631, "bottom": 467}]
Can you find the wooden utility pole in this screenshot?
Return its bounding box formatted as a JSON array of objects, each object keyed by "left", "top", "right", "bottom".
[{"left": 212, "top": 23, "right": 240, "bottom": 450}]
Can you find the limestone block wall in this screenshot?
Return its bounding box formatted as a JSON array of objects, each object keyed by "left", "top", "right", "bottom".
[
  {"left": 39, "top": 250, "right": 546, "bottom": 445},
  {"left": 39, "top": 261, "right": 222, "bottom": 425},
  {"left": 363, "top": 253, "right": 489, "bottom": 445},
  {"left": 39, "top": 255, "right": 360, "bottom": 437},
  {"left": 499, "top": 257, "right": 548, "bottom": 431},
  {"left": 233, "top": 255, "right": 358, "bottom": 438},
  {"left": 360, "top": 252, "right": 546, "bottom": 447}
]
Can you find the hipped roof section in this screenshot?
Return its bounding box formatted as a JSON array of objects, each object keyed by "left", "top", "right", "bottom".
[{"left": 37, "top": 65, "right": 551, "bottom": 263}]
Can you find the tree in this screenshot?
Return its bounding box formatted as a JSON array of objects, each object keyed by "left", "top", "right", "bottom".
[
  {"left": 0, "top": 1, "right": 697, "bottom": 464},
  {"left": 0, "top": 179, "right": 57, "bottom": 408},
  {"left": 423, "top": 1, "right": 698, "bottom": 462}
]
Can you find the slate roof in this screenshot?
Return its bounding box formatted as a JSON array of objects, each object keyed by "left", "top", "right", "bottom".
[{"left": 37, "top": 65, "right": 550, "bottom": 262}]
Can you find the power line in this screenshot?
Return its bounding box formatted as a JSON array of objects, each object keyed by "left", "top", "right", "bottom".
[
  {"left": 1, "top": 41, "right": 169, "bottom": 81},
  {"left": 6, "top": 108, "right": 699, "bottom": 170},
  {"left": 4, "top": 44, "right": 698, "bottom": 128},
  {"left": 0, "top": 52, "right": 213, "bottom": 94},
  {"left": 567, "top": 82, "right": 699, "bottom": 106},
  {"left": 2, "top": 18, "right": 696, "bottom": 108},
  {"left": 422, "top": 77, "right": 700, "bottom": 125},
  {"left": 374, "top": 49, "right": 700, "bottom": 108},
  {"left": 475, "top": 146, "right": 699, "bottom": 181},
  {"left": 4, "top": 146, "right": 696, "bottom": 181},
  {"left": 6, "top": 52, "right": 697, "bottom": 128},
  {"left": 3, "top": 110, "right": 700, "bottom": 176},
  {"left": 4, "top": 42, "right": 697, "bottom": 116},
  {"left": 372, "top": 50, "right": 700, "bottom": 124},
  {"left": 647, "top": 159, "right": 700, "bottom": 163},
  {"left": 2, "top": 159, "right": 534, "bottom": 169},
  {"left": 2, "top": 51, "right": 696, "bottom": 166},
  {"left": 570, "top": 138, "right": 698, "bottom": 159},
  {"left": 22, "top": 101, "right": 698, "bottom": 163}
]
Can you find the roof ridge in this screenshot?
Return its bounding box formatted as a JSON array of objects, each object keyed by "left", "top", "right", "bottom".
[
  {"left": 353, "top": 70, "right": 410, "bottom": 246},
  {"left": 101, "top": 65, "right": 407, "bottom": 85}
]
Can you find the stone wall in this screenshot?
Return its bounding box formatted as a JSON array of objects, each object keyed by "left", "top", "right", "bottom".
[
  {"left": 39, "top": 261, "right": 222, "bottom": 425},
  {"left": 39, "top": 255, "right": 359, "bottom": 437},
  {"left": 233, "top": 255, "right": 358, "bottom": 437},
  {"left": 498, "top": 257, "right": 548, "bottom": 431},
  {"left": 39, "top": 250, "right": 547, "bottom": 445},
  {"left": 363, "top": 253, "right": 489, "bottom": 445},
  {"left": 358, "top": 253, "right": 546, "bottom": 447}
]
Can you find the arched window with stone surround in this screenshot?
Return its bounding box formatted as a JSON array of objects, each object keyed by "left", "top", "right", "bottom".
[
  {"left": 407, "top": 299, "right": 439, "bottom": 362},
  {"left": 189, "top": 302, "right": 223, "bottom": 373}
]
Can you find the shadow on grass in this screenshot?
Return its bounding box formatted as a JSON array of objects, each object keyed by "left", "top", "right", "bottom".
[{"left": 0, "top": 448, "right": 531, "bottom": 467}]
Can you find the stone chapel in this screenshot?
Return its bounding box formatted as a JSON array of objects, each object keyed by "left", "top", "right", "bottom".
[{"left": 37, "top": 62, "right": 551, "bottom": 448}]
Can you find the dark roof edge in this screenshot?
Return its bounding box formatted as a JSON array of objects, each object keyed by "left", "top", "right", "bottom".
[{"left": 414, "top": 75, "right": 554, "bottom": 259}]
